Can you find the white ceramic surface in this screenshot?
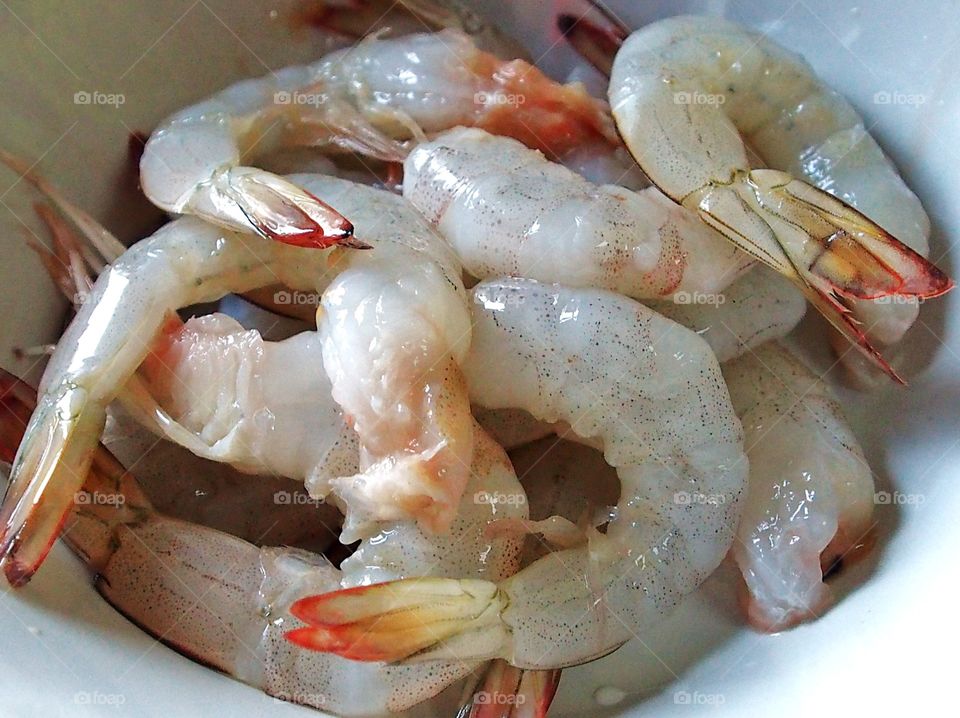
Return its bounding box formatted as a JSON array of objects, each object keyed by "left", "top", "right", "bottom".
[{"left": 0, "top": 1, "right": 957, "bottom": 716}]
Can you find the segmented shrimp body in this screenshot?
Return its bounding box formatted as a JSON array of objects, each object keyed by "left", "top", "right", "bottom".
[
  {"left": 404, "top": 127, "right": 753, "bottom": 299},
  {"left": 723, "top": 343, "right": 875, "bottom": 631},
  {"left": 141, "top": 29, "right": 615, "bottom": 240},
  {"left": 287, "top": 278, "right": 746, "bottom": 669},
  {"left": 0, "top": 176, "right": 474, "bottom": 583},
  {"left": 0, "top": 371, "right": 534, "bottom": 715},
  {"left": 607, "top": 15, "right": 952, "bottom": 377}
]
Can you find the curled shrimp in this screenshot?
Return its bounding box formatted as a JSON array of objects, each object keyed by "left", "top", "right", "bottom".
[
  {"left": 404, "top": 126, "right": 754, "bottom": 299},
  {"left": 140, "top": 28, "right": 616, "bottom": 238},
  {"left": 0, "top": 370, "right": 546, "bottom": 716},
  {"left": 723, "top": 343, "right": 875, "bottom": 631},
  {"left": 0, "top": 175, "right": 473, "bottom": 583},
  {"left": 601, "top": 14, "right": 952, "bottom": 379},
  {"left": 0, "top": 216, "right": 327, "bottom": 584},
  {"left": 28, "top": 192, "right": 564, "bottom": 714},
  {"left": 284, "top": 278, "right": 747, "bottom": 669}
]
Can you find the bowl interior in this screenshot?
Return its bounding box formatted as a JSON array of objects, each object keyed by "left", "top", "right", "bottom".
[{"left": 0, "top": 1, "right": 957, "bottom": 715}]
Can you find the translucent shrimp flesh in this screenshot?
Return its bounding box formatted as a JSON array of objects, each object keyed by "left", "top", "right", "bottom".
[
  {"left": 723, "top": 343, "right": 875, "bottom": 631},
  {"left": 605, "top": 14, "right": 952, "bottom": 378},
  {"left": 140, "top": 28, "right": 616, "bottom": 240},
  {"left": 285, "top": 278, "right": 747, "bottom": 669},
  {"left": 0, "top": 370, "right": 540, "bottom": 716},
  {"left": 649, "top": 265, "right": 807, "bottom": 363},
  {"left": 404, "top": 126, "right": 754, "bottom": 299},
  {"left": 0, "top": 175, "right": 474, "bottom": 583}
]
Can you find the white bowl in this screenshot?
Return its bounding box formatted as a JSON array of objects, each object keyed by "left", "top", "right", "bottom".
[{"left": 0, "top": 1, "right": 956, "bottom": 716}]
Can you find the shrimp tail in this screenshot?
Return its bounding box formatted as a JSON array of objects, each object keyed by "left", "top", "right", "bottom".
[
  {"left": 687, "top": 170, "right": 953, "bottom": 382},
  {"left": 286, "top": 577, "right": 508, "bottom": 662},
  {"left": 750, "top": 173, "right": 951, "bottom": 299},
  {"left": 458, "top": 660, "right": 561, "bottom": 718},
  {"left": 0, "top": 370, "right": 156, "bottom": 568},
  {"left": 0, "top": 383, "right": 104, "bottom": 586},
  {"left": 218, "top": 168, "right": 359, "bottom": 248}
]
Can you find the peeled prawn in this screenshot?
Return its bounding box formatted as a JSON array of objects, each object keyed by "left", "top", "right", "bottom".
[
  {"left": 0, "top": 370, "right": 540, "bottom": 716},
  {"left": 605, "top": 15, "right": 952, "bottom": 378},
  {"left": 140, "top": 28, "right": 615, "bottom": 239},
  {"left": 723, "top": 343, "right": 875, "bottom": 630},
  {"left": 404, "top": 126, "right": 753, "bottom": 299},
  {"left": 286, "top": 278, "right": 747, "bottom": 669},
  {"left": 0, "top": 176, "right": 473, "bottom": 583}
]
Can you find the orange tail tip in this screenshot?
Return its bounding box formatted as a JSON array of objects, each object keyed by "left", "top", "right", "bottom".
[
  {"left": 0, "top": 391, "right": 104, "bottom": 586},
  {"left": 0, "top": 373, "right": 80, "bottom": 586},
  {"left": 767, "top": 177, "right": 953, "bottom": 301},
  {"left": 688, "top": 170, "right": 953, "bottom": 383},
  {"left": 461, "top": 660, "right": 562, "bottom": 718},
  {"left": 286, "top": 577, "right": 504, "bottom": 662},
  {"left": 224, "top": 171, "right": 361, "bottom": 249}
]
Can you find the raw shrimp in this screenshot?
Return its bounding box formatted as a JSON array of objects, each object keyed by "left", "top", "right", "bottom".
[
  {"left": 0, "top": 370, "right": 544, "bottom": 716},
  {"left": 606, "top": 15, "right": 952, "bottom": 377},
  {"left": 140, "top": 29, "right": 616, "bottom": 237},
  {"left": 0, "top": 176, "right": 473, "bottom": 584},
  {"left": 404, "top": 127, "right": 753, "bottom": 299},
  {"left": 135, "top": 314, "right": 359, "bottom": 483},
  {"left": 722, "top": 343, "right": 875, "bottom": 631},
  {"left": 649, "top": 265, "right": 806, "bottom": 363},
  {"left": 286, "top": 278, "right": 747, "bottom": 669},
  {"left": 26, "top": 209, "right": 564, "bottom": 714},
  {"left": 21, "top": 173, "right": 361, "bottom": 497},
  {"left": 103, "top": 402, "right": 344, "bottom": 554},
  {"left": 0, "top": 217, "right": 326, "bottom": 584}
]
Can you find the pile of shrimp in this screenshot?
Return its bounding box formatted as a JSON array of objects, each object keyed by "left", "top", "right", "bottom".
[{"left": 0, "top": 1, "right": 951, "bottom": 715}]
